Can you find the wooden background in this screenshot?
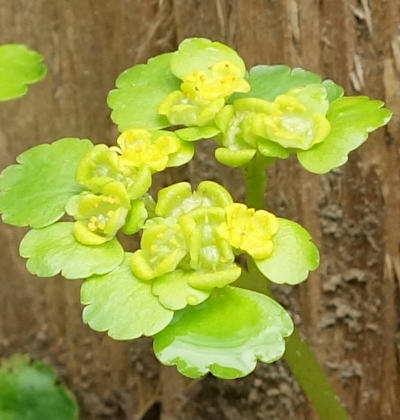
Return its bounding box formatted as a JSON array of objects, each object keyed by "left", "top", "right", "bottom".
[{"left": 0, "top": 1, "right": 399, "bottom": 419}]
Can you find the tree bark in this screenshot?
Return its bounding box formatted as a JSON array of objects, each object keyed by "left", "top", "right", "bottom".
[{"left": 0, "top": 1, "right": 399, "bottom": 419}]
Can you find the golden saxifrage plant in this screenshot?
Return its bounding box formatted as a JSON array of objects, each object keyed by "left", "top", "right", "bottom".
[{"left": 0, "top": 38, "right": 392, "bottom": 419}]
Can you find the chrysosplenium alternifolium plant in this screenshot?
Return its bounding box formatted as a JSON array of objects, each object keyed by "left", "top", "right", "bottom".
[{"left": 0, "top": 38, "right": 391, "bottom": 379}]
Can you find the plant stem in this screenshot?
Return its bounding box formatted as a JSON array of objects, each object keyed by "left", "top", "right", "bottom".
[{"left": 242, "top": 158, "right": 349, "bottom": 420}]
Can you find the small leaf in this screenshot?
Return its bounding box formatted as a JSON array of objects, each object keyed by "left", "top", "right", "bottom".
[
  {"left": 175, "top": 126, "right": 220, "bottom": 142},
  {"left": 152, "top": 270, "right": 211, "bottom": 310},
  {"left": 297, "top": 96, "right": 392, "bottom": 174},
  {"left": 231, "top": 65, "right": 321, "bottom": 102},
  {"left": 19, "top": 222, "right": 124, "bottom": 279},
  {"left": 254, "top": 218, "right": 319, "bottom": 285},
  {"left": 0, "top": 355, "right": 78, "bottom": 420},
  {"left": 322, "top": 79, "right": 344, "bottom": 103},
  {"left": 107, "top": 53, "right": 181, "bottom": 131},
  {"left": 0, "top": 138, "right": 93, "bottom": 228},
  {"left": 167, "top": 139, "right": 194, "bottom": 167},
  {"left": 81, "top": 253, "right": 173, "bottom": 340},
  {"left": 170, "top": 38, "right": 246, "bottom": 79},
  {"left": 0, "top": 44, "right": 47, "bottom": 101},
  {"left": 153, "top": 286, "right": 293, "bottom": 379},
  {"left": 215, "top": 147, "right": 256, "bottom": 167}
]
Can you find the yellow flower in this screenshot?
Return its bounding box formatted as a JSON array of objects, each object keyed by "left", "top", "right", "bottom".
[
  {"left": 218, "top": 203, "right": 279, "bottom": 259},
  {"left": 181, "top": 61, "right": 250, "bottom": 105},
  {"left": 158, "top": 61, "right": 249, "bottom": 127},
  {"left": 113, "top": 128, "right": 180, "bottom": 172},
  {"left": 67, "top": 181, "right": 131, "bottom": 245}
]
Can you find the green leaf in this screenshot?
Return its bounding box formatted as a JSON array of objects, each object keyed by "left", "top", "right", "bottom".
[
  {"left": 0, "top": 355, "right": 78, "bottom": 420},
  {"left": 175, "top": 126, "right": 220, "bottom": 142},
  {"left": 0, "top": 138, "right": 93, "bottom": 228},
  {"left": 152, "top": 270, "right": 211, "bottom": 310},
  {"left": 322, "top": 79, "right": 344, "bottom": 103},
  {"left": 153, "top": 286, "right": 293, "bottom": 379},
  {"left": 81, "top": 253, "right": 173, "bottom": 340},
  {"left": 107, "top": 53, "right": 181, "bottom": 131},
  {"left": 297, "top": 96, "right": 392, "bottom": 174},
  {"left": 19, "top": 222, "right": 124, "bottom": 279},
  {"left": 214, "top": 147, "right": 256, "bottom": 167},
  {"left": 231, "top": 65, "right": 321, "bottom": 102},
  {"left": 0, "top": 44, "right": 47, "bottom": 101},
  {"left": 167, "top": 139, "right": 194, "bottom": 167},
  {"left": 254, "top": 218, "right": 319, "bottom": 285},
  {"left": 170, "top": 38, "right": 246, "bottom": 79}
]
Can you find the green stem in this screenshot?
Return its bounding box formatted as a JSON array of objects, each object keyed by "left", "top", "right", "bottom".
[{"left": 242, "top": 158, "right": 349, "bottom": 420}]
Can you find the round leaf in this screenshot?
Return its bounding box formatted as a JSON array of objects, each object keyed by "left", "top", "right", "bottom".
[
  {"left": 175, "top": 126, "right": 220, "bottom": 142},
  {"left": 0, "top": 138, "right": 93, "bottom": 228},
  {"left": 170, "top": 38, "right": 246, "bottom": 79},
  {"left": 107, "top": 53, "right": 181, "bottom": 131},
  {"left": 254, "top": 218, "right": 319, "bottom": 285},
  {"left": 152, "top": 270, "right": 211, "bottom": 310},
  {"left": 297, "top": 96, "right": 392, "bottom": 174},
  {"left": 19, "top": 222, "right": 124, "bottom": 279},
  {"left": 153, "top": 286, "right": 293, "bottom": 379},
  {"left": 0, "top": 355, "right": 78, "bottom": 420},
  {"left": 231, "top": 65, "right": 321, "bottom": 102},
  {"left": 81, "top": 253, "right": 173, "bottom": 340},
  {"left": 0, "top": 44, "right": 47, "bottom": 101}
]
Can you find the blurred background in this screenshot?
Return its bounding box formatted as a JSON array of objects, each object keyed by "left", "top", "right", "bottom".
[{"left": 0, "top": 0, "right": 399, "bottom": 419}]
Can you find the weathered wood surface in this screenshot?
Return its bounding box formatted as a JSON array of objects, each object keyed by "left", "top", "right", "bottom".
[{"left": 0, "top": 1, "right": 399, "bottom": 419}]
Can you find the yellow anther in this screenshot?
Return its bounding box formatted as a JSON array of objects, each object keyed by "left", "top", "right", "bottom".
[{"left": 181, "top": 61, "right": 249, "bottom": 105}]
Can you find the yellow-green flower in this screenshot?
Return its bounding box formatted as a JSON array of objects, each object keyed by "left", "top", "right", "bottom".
[
  {"left": 76, "top": 144, "right": 151, "bottom": 199},
  {"left": 250, "top": 84, "right": 331, "bottom": 150},
  {"left": 113, "top": 128, "right": 181, "bottom": 172},
  {"left": 66, "top": 181, "right": 131, "bottom": 245},
  {"left": 181, "top": 61, "right": 249, "bottom": 105},
  {"left": 215, "top": 84, "right": 332, "bottom": 167},
  {"left": 131, "top": 219, "right": 187, "bottom": 281},
  {"left": 218, "top": 203, "right": 279, "bottom": 259},
  {"left": 158, "top": 60, "right": 249, "bottom": 127}
]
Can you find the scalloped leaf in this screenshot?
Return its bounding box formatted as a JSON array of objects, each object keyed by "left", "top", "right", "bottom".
[
  {"left": 0, "top": 355, "right": 78, "bottom": 420},
  {"left": 154, "top": 286, "right": 293, "bottom": 379},
  {"left": 0, "top": 138, "right": 93, "bottom": 228},
  {"left": 297, "top": 96, "right": 392, "bottom": 174},
  {"left": 81, "top": 253, "right": 173, "bottom": 340},
  {"left": 231, "top": 65, "right": 321, "bottom": 102},
  {"left": 0, "top": 44, "right": 47, "bottom": 101},
  {"left": 170, "top": 38, "right": 246, "bottom": 79},
  {"left": 107, "top": 53, "right": 181, "bottom": 131},
  {"left": 254, "top": 218, "right": 319, "bottom": 285},
  {"left": 19, "top": 222, "right": 124, "bottom": 279},
  {"left": 152, "top": 270, "right": 211, "bottom": 310}
]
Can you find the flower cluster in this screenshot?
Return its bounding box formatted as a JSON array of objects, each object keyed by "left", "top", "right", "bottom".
[
  {"left": 0, "top": 37, "right": 391, "bottom": 379},
  {"left": 66, "top": 128, "right": 193, "bottom": 245}
]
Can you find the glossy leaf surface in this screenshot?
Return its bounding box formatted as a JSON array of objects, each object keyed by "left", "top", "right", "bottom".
[
  {"left": 0, "top": 138, "right": 93, "bottom": 228},
  {"left": 170, "top": 38, "right": 246, "bottom": 79},
  {"left": 19, "top": 222, "right": 124, "bottom": 279},
  {"left": 231, "top": 65, "right": 321, "bottom": 102},
  {"left": 152, "top": 270, "right": 211, "bottom": 310},
  {"left": 108, "top": 53, "right": 180, "bottom": 131},
  {"left": 154, "top": 286, "right": 293, "bottom": 379},
  {"left": 254, "top": 218, "right": 319, "bottom": 285},
  {"left": 0, "top": 44, "right": 47, "bottom": 101},
  {"left": 0, "top": 355, "right": 78, "bottom": 420},
  {"left": 81, "top": 254, "right": 173, "bottom": 340},
  {"left": 297, "top": 96, "right": 392, "bottom": 173}
]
